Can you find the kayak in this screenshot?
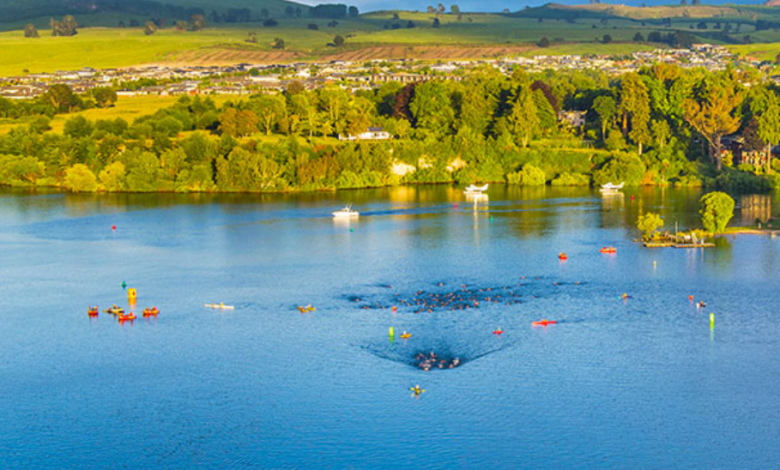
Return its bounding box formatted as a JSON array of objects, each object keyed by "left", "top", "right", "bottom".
[
  {"left": 118, "top": 313, "right": 136, "bottom": 322},
  {"left": 103, "top": 308, "right": 124, "bottom": 315},
  {"left": 532, "top": 319, "right": 556, "bottom": 326},
  {"left": 143, "top": 308, "right": 159, "bottom": 317},
  {"left": 88, "top": 310, "right": 98, "bottom": 317},
  {"left": 205, "top": 303, "right": 235, "bottom": 310},
  {"left": 493, "top": 329, "right": 504, "bottom": 335},
  {"left": 600, "top": 247, "right": 617, "bottom": 253},
  {"left": 400, "top": 333, "right": 412, "bottom": 339},
  {"left": 558, "top": 253, "right": 568, "bottom": 260}
]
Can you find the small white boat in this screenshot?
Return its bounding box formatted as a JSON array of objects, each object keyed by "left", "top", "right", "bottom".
[
  {"left": 600, "top": 182, "right": 624, "bottom": 192},
  {"left": 464, "top": 184, "right": 489, "bottom": 195},
  {"left": 204, "top": 303, "right": 235, "bottom": 310},
  {"left": 333, "top": 206, "right": 359, "bottom": 218}
]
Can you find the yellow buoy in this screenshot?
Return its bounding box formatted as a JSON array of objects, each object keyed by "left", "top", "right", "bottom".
[
  {"left": 710, "top": 313, "right": 715, "bottom": 329},
  {"left": 127, "top": 288, "right": 137, "bottom": 304}
]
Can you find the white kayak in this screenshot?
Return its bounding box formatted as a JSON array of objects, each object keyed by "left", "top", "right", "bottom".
[{"left": 204, "top": 303, "right": 235, "bottom": 310}]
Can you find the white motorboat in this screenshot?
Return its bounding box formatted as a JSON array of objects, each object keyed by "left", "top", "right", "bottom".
[
  {"left": 464, "top": 183, "right": 489, "bottom": 195},
  {"left": 333, "top": 206, "right": 359, "bottom": 218},
  {"left": 600, "top": 182, "right": 624, "bottom": 192}
]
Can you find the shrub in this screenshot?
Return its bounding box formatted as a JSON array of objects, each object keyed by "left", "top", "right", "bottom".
[
  {"left": 637, "top": 212, "right": 664, "bottom": 240},
  {"left": 700, "top": 191, "right": 735, "bottom": 234},
  {"left": 507, "top": 164, "right": 545, "bottom": 185},
  {"left": 593, "top": 152, "right": 646, "bottom": 187},
  {"left": 551, "top": 172, "right": 590, "bottom": 186},
  {"left": 63, "top": 164, "right": 98, "bottom": 192}
]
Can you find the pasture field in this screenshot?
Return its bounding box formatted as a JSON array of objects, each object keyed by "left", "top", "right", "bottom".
[
  {"left": 2, "top": 6, "right": 780, "bottom": 77},
  {"left": 0, "top": 94, "right": 237, "bottom": 134}
]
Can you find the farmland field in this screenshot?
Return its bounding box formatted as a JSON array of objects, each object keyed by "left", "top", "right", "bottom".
[{"left": 0, "top": 94, "right": 237, "bottom": 134}]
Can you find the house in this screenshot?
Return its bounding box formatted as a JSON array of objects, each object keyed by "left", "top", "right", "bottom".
[
  {"left": 557, "top": 110, "right": 587, "bottom": 128},
  {"left": 339, "top": 127, "right": 392, "bottom": 141}
]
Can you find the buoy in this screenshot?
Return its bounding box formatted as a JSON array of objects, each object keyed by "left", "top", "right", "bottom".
[
  {"left": 710, "top": 313, "right": 715, "bottom": 328},
  {"left": 112, "top": 225, "right": 116, "bottom": 230},
  {"left": 454, "top": 204, "right": 457, "bottom": 209},
  {"left": 121, "top": 281, "right": 127, "bottom": 289},
  {"left": 389, "top": 326, "right": 394, "bottom": 339},
  {"left": 392, "top": 306, "right": 397, "bottom": 312},
  {"left": 490, "top": 216, "right": 493, "bottom": 222},
  {"left": 631, "top": 195, "right": 634, "bottom": 201},
  {"left": 688, "top": 295, "right": 694, "bottom": 301},
  {"left": 127, "top": 288, "right": 137, "bottom": 304}
]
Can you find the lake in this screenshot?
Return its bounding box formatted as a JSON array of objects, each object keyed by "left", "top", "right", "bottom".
[{"left": 1, "top": 186, "right": 779, "bottom": 469}]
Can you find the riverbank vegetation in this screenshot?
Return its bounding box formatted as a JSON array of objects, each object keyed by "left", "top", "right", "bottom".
[{"left": 3, "top": 65, "right": 780, "bottom": 193}]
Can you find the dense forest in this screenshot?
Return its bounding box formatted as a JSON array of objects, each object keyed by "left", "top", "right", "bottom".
[{"left": 2, "top": 64, "right": 780, "bottom": 194}]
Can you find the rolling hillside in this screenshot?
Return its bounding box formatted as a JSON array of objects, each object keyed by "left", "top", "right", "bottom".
[{"left": 0, "top": 0, "right": 311, "bottom": 29}]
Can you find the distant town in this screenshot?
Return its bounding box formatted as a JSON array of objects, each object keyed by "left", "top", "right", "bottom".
[{"left": 0, "top": 44, "right": 769, "bottom": 101}]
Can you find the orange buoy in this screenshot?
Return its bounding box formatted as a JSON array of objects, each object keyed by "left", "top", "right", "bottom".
[{"left": 558, "top": 252, "right": 568, "bottom": 260}]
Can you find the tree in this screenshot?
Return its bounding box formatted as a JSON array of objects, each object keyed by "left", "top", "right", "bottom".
[
  {"left": 700, "top": 192, "right": 734, "bottom": 233},
  {"left": 756, "top": 92, "right": 780, "bottom": 173},
  {"left": 619, "top": 73, "right": 651, "bottom": 154},
  {"left": 45, "top": 84, "right": 77, "bottom": 113},
  {"left": 637, "top": 212, "right": 663, "bottom": 240},
  {"left": 432, "top": 18, "right": 441, "bottom": 28},
  {"left": 64, "top": 164, "right": 97, "bottom": 192},
  {"left": 308, "top": 23, "right": 319, "bottom": 30},
  {"left": 333, "top": 35, "right": 345, "bottom": 47},
  {"left": 272, "top": 37, "right": 285, "bottom": 49},
  {"left": 251, "top": 94, "right": 286, "bottom": 135},
  {"left": 451, "top": 5, "right": 461, "bottom": 14},
  {"left": 99, "top": 161, "right": 126, "bottom": 192},
  {"left": 175, "top": 20, "right": 188, "bottom": 31},
  {"left": 92, "top": 87, "right": 117, "bottom": 108},
  {"left": 633, "top": 32, "right": 645, "bottom": 42},
  {"left": 538, "top": 36, "right": 550, "bottom": 47},
  {"left": 410, "top": 81, "right": 455, "bottom": 139},
  {"left": 190, "top": 14, "right": 207, "bottom": 31},
  {"left": 507, "top": 86, "right": 539, "bottom": 147},
  {"left": 246, "top": 32, "right": 257, "bottom": 43},
  {"left": 602, "top": 34, "right": 612, "bottom": 44},
  {"left": 24, "top": 24, "right": 39, "bottom": 38},
  {"left": 219, "top": 108, "right": 259, "bottom": 137},
  {"left": 349, "top": 6, "right": 359, "bottom": 17},
  {"left": 593, "top": 95, "right": 617, "bottom": 140},
  {"left": 144, "top": 21, "right": 158, "bottom": 36},
  {"left": 683, "top": 83, "right": 742, "bottom": 170}
]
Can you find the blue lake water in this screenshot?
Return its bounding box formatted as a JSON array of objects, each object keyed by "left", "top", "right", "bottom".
[{"left": 1, "top": 186, "right": 779, "bottom": 469}]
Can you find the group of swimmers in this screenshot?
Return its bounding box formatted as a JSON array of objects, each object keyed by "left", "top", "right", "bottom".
[{"left": 416, "top": 352, "right": 460, "bottom": 371}]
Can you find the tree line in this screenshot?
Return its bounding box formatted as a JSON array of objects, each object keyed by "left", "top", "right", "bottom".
[{"left": 1, "top": 65, "right": 780, "bottom": 194}]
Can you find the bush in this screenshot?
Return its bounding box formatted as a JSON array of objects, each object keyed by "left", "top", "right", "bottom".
[
  {"left": 507, "top": 164, "right": 546, "bottom": 185},
  {"left": 700, "top": 191, "right": 735, "bottom": 234},
  {"left": 593, "top": 152, "right": 647, "bottom": 187},
  {"left": 637, "top": 212, "right": 664, "bottom": 240},
  {"left": 63, "top": 164, "right": 98, "bottom": 192},
  {"left": 551, "top": 172, "right": 590, "bottom": 186}
]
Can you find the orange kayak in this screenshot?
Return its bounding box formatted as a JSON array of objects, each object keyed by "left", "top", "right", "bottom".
[
  {"left": 558, "top": 253, "right": 568, "bottom": 260},
  {"left": 532, "top": 319, "right": 556, "bottom": 326},
  {"left": 600, "top": 247, "right": 617, "bottom": 253},
  {"left": 118, "top": 313, "right": 136, "bottom": 322}
]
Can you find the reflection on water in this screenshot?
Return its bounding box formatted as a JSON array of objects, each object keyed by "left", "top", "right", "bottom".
[{"left": 1, "top": 185, "right": 780, "bottom": 469}]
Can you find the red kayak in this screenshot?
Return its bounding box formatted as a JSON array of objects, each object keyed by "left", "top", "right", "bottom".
[
  {"left": 532, "top": 319, "right": 557, "bottom": 326},
  {"left": 493, "top": 329, "right": 504, "bottom": 335},
  {"left": 600, "top": 246, "right": 617, "bottom": 254},
  {"left": 558, "top": 253, "right": 568, "bottom": 260}
]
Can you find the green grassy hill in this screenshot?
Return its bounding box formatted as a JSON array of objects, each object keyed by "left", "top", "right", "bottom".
[{"left": 0, "top": 0, "right": 310, "bottom": 30}]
